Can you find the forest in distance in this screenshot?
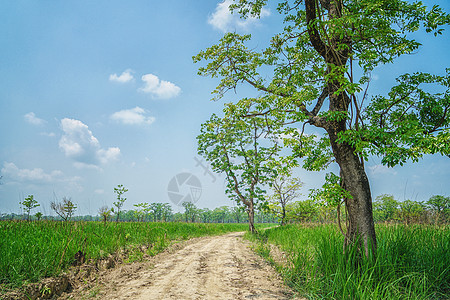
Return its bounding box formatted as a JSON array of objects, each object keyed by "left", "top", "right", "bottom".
[{"left": 4, "top": 187, "right": 450, "bottom": 225}]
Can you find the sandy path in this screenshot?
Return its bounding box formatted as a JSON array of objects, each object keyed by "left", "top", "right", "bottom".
[{"left": 66, "top": 232, "right": 292, "bottom": 299}]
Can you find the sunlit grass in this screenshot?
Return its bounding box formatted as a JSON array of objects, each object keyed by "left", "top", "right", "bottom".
[
  {"left": 0, "top": 220, "right": 251, "bottom": 289},
  {"left": 248, "top": 224, "right": 450, "bottom": 299}
]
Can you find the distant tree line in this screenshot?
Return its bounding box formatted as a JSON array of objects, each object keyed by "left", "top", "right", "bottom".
[
  {"left": 7, "top": 184, "right": 447, "bottom": 226},
  {"left": 2, "top": 186, "right": 276, "bottom": 224},
  {"left": 372, "top": 194, "right": 450, "bottom": 225},
  {"left": 268, "top": 194, "right": 450, "bottom": 225}
]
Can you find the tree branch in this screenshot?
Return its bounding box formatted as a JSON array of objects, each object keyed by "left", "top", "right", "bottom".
[
  {"left": 311, "top": 86, "right": 329, "bottom": 116},
  {"left": 305, "top": 0, "right": 329, "bottom": 58}
]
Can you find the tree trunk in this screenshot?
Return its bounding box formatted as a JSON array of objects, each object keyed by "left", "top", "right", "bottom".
[
  {"left": 281, "top": 205, "right": 286, "bottom": 226},
  {"left": 327, "top": 127, "right": 377, "bottom": 256},
  {"left": 247, "top": 202, "right": 256, "bottom": 233}
]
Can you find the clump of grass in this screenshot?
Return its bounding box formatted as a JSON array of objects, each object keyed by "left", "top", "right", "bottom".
[
  {"left": 249, "top": 224, "right": 450, "bottom": 299},
  {"left": 0, "top": 221, "right": 249, "bottom": 289}
]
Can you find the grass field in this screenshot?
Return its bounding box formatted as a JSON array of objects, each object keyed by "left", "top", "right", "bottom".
[
  {"left": 0, "top": 221, "right": 253, "bottom": 289},
  {"left": 248, "top": 224, "right": 450, "bottom": 299}
]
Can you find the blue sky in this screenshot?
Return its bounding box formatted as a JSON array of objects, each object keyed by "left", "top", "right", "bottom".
[{"left": 1, "top": 0, "right": 449, "bottom": 216}]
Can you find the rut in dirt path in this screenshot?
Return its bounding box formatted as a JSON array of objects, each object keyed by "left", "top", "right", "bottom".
[{"left": 70, "top": 232, "right": 293, "bottom": 300}]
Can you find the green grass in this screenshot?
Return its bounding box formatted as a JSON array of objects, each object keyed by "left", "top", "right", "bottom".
[
  {"left": 0, "top": 221, "right": 250, "bottom": 289},
  {"left": 247, "top": 224, "right": 450, "bottom": 299}
]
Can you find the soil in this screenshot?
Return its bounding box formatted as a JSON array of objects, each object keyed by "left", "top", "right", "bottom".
[{"left": 57, "top": 231, "right": 294, "bottom": 300}]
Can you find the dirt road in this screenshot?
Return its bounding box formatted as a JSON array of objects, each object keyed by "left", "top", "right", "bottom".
[{"left": 65, "top": 232, "right": 293, "bottom": 299}]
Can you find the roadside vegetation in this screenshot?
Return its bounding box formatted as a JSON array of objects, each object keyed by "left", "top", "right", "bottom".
[
  {"left": 0, "top": 221, "right": 253, "bottom": 290},
  {"left": 247, "top": 193, "right": 449, "bottom": 298},
  {"left": 248, "top": 223, "right": 450, "bottom": 299}
]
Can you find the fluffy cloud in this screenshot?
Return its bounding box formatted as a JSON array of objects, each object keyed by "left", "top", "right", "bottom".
[
  {"left": 59, "top": 118, "right": 120, "bottom": 167},
  {"left": 109, "top": 69, "right": 134, "bottom": 83},
  {"left": 110, "top": 107, "right": 156, "bottom": 125},
  {"left": 140, "top": 74, "right": 181, "bottom": 99},
  {"left": 24, "top": 112, "right": 46, "bottom": 126},
  {"left": 1, "top": 162, "right": 63, "bottom": 183},
  {"left": 208, "top": 0, "right": 270, "bottom": 33}
]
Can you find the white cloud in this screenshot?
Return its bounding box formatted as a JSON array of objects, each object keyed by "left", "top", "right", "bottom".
[
  {"left": 24, "top": 112, "right": 46, "bottom": 126},
  {"left": 109, "top": 69, "right": 134, "bottom": 83},
  {"left": 368, "top": 164, "right": 398, "bottom": 176},
  {"left": 59, "top": 118, "right": 120, "bottom": 167},
  {"left": 97, "top": 147, "right": 121, "bottom": 164},
  {"left": 208, "top": 0, "right": 270, "bottom": 33},
  {"left": 110, "top": 107, "right": 156, "bottom": 125},
  {"left": 1, "top": 162, "right": 63, "bottom": 183},
  {"left": 140, "top": 74, "right": 181, "bottom": 99}
]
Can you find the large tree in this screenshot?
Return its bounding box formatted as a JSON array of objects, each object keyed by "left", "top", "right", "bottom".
[{"left": 195, "top": 0, "right": 449, "bottom": 254}]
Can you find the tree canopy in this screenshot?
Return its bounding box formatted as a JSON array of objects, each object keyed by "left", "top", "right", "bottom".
[{"left": 195, "top": 0, "right": 450, "bottom": 254}]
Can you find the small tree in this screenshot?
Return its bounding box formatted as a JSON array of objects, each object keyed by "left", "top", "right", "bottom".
[
  {"left": 399, "top": 200, "right": 426, "bottom": 225},
  {"left": 426, "top": 195, "right": 450, "bottom": 224},
  {"left": 373, "top": 194, "right": 399, "bottom": 222},
  {"left": 35, "top": 211, "right": 43, "bottom": 221},
  {"left": 182, "top": 201, "right": 198, "bottom": 223},
  {"left": 268, "top": 174, "right": 303, "bottom": 225},
  {"left": 113, "top": 184, "right": 128, "bottom": 222},
  {"left": 286, "top": 200, "right": 319, "bottom": 223},
  {"left": 200, "top": 208, "right": 213, "bottom": 223},
  {"left": 20, "top": 195, "right": 40, "bottom": 221},
  {"left": 134, "top": 202, "right": 150, "bottom": 222},
  {"left": 198, "top": 105, "right": 289, "bottom": 233},
  {"left": 51, "top": 197, "right": 77, "bottom": 221},
  {"left": 212, "top": 206, "right": 230, "bottom": 223},
  {"left": 161, "top": 203, "right": 173, "bottom": 222},
  {"left": 231, "top": 206, "right": 245, "bottom": 223},
  {"left": 149, "top": 203, "right": 170, "bottom": 222},
  {"left": 98, "top": 205, "right": 111, "bottom": 224}
]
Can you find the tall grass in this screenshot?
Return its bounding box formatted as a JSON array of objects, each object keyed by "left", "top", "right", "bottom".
[
  {"left": 248, "top": 224, "right": 450, "bottom": 299},
  {"left": 0, "top": 221, "right": 249, "bottom": 289}
]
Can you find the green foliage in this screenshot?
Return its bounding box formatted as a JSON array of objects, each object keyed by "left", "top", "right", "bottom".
[
  {"left": 372, "top": 194, "right": 450, "bottom": 224},
  {"left": 399, "top": 199, "right": 426, "bottom": 225},
  {"left": 427, "top": 195, "right": 450, "bottom": 224},
  {"left": 310, "top": 172, "right": 352, "bottom": 207},
  {"left": 0, "top": 221, "right": 250, "bottom": 289},
  {"left": 195, "top": 0, "right": 450, "bottom": 168},
  {"left": 50, "top": 197, "right": 77, "bottom": 222},
  {"left": 342, "top": 70, "right": 450, "bottom": 167},
  {"left": 98, "top": 206, "right": 111, "bottom": 224},
  {"left": 197, "top": 103, "right": 289, "bottom": 231},
  {"left": 249, "top": 224, "right": 450, "bottom": 299},
  {"left": 34, "top": 212, "right": 43, "bottom": 221},
  {"left": 285, "top": 200, "right": 319, "bottom": 223},
  {"left": 133, "top": 203, "right": 149, "bottom": 222},
  {"left": 19, "top": 195, "right": 40, "bottom": 221},
  {"left": 195, "top": 0, "right": 450, "bottom": 250},
  {"left": 113, "top": 184, "right": 128, "bottom": 222},
  {"left": 373, "top": 194, "right": 399, "bottom": 222},
  {"left": 181, "top": 201, "right": 199, "bottom": 223},
  {"left": 267, "top": 173, "right": 303, "bottom": 225}
]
